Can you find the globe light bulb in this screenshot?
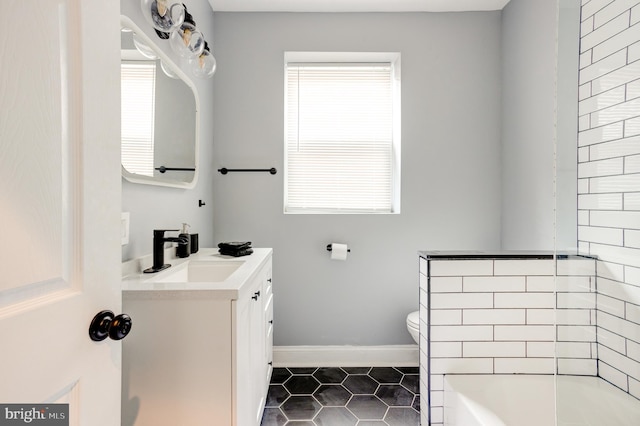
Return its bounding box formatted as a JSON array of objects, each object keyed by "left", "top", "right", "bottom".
[
  {"left": 169, "top": 22, "right": 205, "bottom": 58},
  {"left": 189, "top": 48, "right": 217, "bottom": 79},
  {"left": 140, "top": 0, "right": 185, "bottom": 33},
  {"left": 160, "top": 60, "right": 179, "bottom": 79},
  {"left": 132, "top": 33, "right": 157, "bottom": 59}
]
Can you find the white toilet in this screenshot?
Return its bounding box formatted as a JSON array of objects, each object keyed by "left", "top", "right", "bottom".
[{"left": 406, "top": 311, "right": 420, "bottom": 344}]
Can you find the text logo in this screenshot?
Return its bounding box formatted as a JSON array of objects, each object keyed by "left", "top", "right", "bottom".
[{"left": 0, "top": 405, "right": 68, "bottom": 425}]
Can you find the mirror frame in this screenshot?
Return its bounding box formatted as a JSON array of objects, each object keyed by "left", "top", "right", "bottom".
[{"left": 120, "top": 15, "right": 201, "bottom": 189}]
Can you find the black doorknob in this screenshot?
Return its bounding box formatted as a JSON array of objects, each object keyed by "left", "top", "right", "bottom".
[{"left": 89, "top": 310, "right": 133, "bottom": 342}]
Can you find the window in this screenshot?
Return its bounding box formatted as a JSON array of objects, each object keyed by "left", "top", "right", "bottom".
[
  {"left": 121, "top": 61, "right": 156, "bottom": 177},
  {"left": 284, "top": 52, "right": 401, "bottom": 214}
]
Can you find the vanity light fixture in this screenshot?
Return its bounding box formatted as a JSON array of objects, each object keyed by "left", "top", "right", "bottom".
[
  {"left": 141, "top": 0, "right": 185, "bottom": 34},
  {"left": 160, "top": 60, "right": 180, "bottom": 79},
  {"left": 139, "top": 0, "right": 216, "bottom": 79},
  {"left": 132, "top": 32, "right": 158, "bottom": 59},
  {"left": 169, "top": 21, "right": 205, "bottom": 58},
  {"left": 189, "top": 41, "right": 217, "bottom": 79}
]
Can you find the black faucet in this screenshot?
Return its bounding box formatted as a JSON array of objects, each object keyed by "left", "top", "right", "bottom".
[{"left": 143, "top": 229, "right": 189, "bottom": 273}]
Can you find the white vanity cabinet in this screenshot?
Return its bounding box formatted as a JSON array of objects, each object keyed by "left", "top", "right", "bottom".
[
  {"left": 235, "top": 260, "right": 273, "bottom": 426},
  {"left": 121, "top": 249, "right": 273, "bottom": 426}
]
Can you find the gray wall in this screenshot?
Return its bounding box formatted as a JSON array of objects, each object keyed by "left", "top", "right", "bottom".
[
  {"left": 556, "top": 0, "right": 580, "bottom": 251},
  {"left": 212, "top": 12, "right": 503, "bottom": 345},
  {"left": 121, "top": 0, "right": 215, "bottom": 261},
  {"left": 500, "top": 0, "right": 558, "bottom": 250}
]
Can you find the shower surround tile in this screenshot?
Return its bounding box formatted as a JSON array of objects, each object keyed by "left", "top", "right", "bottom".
[
  {"left": 419, "top": 253, "right": 597, "bottom": 426},
  {"left": 577, "top": 0, "right": 640, "bottom": 402}
]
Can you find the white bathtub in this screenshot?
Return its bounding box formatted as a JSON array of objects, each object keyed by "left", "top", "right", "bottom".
[{"left": 443, "top": 375, "right": 640, "bottom": 426}]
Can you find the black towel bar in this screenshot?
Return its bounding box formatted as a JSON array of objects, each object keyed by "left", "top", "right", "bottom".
[
  {"left": 156, "top": 166, "right": 195, "bottom": 173},
  {"left": 218, "top": 167, "right": 277, "bottom": 175}
]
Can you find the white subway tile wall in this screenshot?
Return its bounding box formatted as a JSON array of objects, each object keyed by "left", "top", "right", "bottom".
[
  {"left": 418, "top": 256, "right": 597, "bottom": 426},
  {"left": 579, "top": 0, "right": 640, "bottom": 401}
]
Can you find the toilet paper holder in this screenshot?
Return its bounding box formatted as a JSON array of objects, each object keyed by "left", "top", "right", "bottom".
[{"left": 326, "top": 244, "right": 351, "bottom": 253}]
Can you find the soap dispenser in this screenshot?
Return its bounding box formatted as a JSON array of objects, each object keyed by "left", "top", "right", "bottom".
[{"left": 176, "top": 223, "right": 191, "bottom": 258}]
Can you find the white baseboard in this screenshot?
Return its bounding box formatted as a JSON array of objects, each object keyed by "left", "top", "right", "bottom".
[{"left": 273, "top": 345, "right": 419, "bottom": 368}]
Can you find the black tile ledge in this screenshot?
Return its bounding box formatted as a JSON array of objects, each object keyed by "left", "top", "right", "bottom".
[
  {"left": 418, "top": 250, "right": 598, "bottom": 260},
  {"left": 419, "top": 250, "right": 555, "bottom": 259}
]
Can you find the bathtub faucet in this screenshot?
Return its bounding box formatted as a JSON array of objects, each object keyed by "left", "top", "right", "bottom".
[{"left": 143, "top": 229, "right": 189, "bottom": 273}]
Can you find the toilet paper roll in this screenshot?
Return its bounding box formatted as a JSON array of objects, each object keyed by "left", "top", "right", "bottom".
[{"left": 330, "top": 243, "right": 349, "bottom": 261}]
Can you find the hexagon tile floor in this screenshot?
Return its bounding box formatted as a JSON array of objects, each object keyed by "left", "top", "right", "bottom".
[{"left": 260, "top": 367, "right": 420, "bottom": 426}]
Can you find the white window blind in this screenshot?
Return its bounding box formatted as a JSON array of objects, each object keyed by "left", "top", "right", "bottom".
[
  {"left": 121, "top": 61, "right": 156, "bottom": 177},
  {"left": 285, "top": 62, "right": 398, "bottom": 213}
]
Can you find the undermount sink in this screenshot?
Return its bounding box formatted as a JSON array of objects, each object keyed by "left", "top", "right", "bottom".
[{"left": 150, "top": 260, "right": 245, "bottom": 283}]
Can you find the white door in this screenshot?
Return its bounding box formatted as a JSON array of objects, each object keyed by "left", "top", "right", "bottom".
[{"left": 0, "top": 1, "right": 122, "bottom": 425}]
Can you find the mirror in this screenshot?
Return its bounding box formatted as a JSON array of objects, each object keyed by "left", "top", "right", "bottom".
[{"left": 120, "top": 15, "right": 200, "bottom": 189}]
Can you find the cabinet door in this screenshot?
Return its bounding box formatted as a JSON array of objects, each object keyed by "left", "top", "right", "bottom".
[
  {"left": 234, "top": 293, "right": 252, "bottom": 426},
  {"left": 236, "top": 257, "right": 273, "bottom": 426},
  {"left": 123, "top": 297, "right": 233, "bottom": 425},
  {"left": 250, "top": 274, "right": 266, "bottom": 425},
  {"left": 264, "top": 266, "right": 274, "bottom": 384}
]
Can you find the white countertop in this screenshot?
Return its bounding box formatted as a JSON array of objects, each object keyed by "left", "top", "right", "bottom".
[{"left": 121, "top": 248, "right": 272, "bottom": 300}]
